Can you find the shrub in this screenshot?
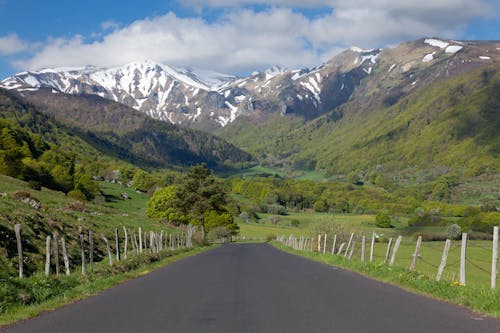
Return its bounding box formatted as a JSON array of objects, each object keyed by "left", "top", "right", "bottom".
[
  {"left": 67, "top": 189, "right": 87, "bottom": 202},
  {"left": 207, "top": 226, "right": 230, "bottom": 243},
  {"left": 446, "top": 224, "right": 462, "bottom": 240},
  {"left": 290, "top": 219, "right": 300, "bottom": 227},
  {"left": 313, "top": 200, "right": 328, "bottom": 212},
  {"left": 419, "top": 232, "right": 448, "bottom": 242},
  {"left": 375, "top": 212, "right": 392, "bottom": 228},
  {"left": 67, "top": 201, "right": 86, "bottom": 212},
  {"left": 28, "top": 180, "right": 42, "bottom": 191}
]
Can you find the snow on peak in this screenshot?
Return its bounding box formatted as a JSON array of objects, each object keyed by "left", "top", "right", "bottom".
[
  {"left": 264, "top": 65, "right": 288, "bottom": 80},
  {"left": 350, "top": 46, "right": 375, "bottom": 53},
  {"left": 424, "top": 38, "right": 449, "bottom": 49}
]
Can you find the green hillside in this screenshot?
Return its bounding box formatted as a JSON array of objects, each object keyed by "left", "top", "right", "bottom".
[
  {"left": 219, "top": 66, "right": 500, "bottom": 187},
  {"left": 2, "top": 88, "right": 254, "bottom": 170}
]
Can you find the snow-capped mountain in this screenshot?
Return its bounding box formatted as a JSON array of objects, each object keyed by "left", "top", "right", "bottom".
[
  {"left": 4, "top": 38, "right": 491, "bottom": 131},
  {"left": 1, "top": 47, "right": 382, "bottom": 130}
]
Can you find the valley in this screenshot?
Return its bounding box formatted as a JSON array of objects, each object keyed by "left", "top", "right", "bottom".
[{"left": 0, "top": 35, "right": 499, "bottom": 328}]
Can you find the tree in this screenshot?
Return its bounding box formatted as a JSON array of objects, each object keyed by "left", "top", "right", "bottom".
[
  {"left": 146, "top": 186, "right": 189, "bottom": 225},
  {"left": 175, "top": 164, "right": 230, "bottom": 242},
  {"left": 132, "top": 170, "right": 156, "bottom": 192}
]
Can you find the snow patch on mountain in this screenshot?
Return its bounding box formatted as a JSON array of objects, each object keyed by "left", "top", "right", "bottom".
[
  {"left": 424, "top": 38, "right": 449, "bottom": 49},
  {"left": 445, "top": 45, "right": 463, "bottom": 54}
]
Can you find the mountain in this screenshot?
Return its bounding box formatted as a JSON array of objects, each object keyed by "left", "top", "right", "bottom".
[
  {"left": 1, "top": 48, "right": 380, "bottom": 131},
  {"left": 218, "top": 38, "right": 500, "bottom": 180},
  {"left": 0, "top": 87, "right": 254, "bottom": 170}
]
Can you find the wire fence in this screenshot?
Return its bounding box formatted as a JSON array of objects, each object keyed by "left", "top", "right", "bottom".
[{"left": 278, "top": 226, "right": 499, "bottom": 289}]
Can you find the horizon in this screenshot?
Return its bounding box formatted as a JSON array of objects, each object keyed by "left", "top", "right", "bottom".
[{"left": 0, "top": 0, "right": 499, "bottom": 78}]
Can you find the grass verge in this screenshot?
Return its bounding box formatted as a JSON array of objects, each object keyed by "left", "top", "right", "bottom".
[
  {"left": 272, "top": 241, "right": 500, "bottom": 318},
  {"left": 0, "top": 246, "right": 213, "bottom": 327}
]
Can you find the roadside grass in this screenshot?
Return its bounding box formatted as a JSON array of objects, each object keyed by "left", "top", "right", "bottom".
[
  {"left": 0, "top": 246, "right": 213, "bottom": 327},
  {"left": 273, "top": 242, "right": 500, "bottom": 317}
]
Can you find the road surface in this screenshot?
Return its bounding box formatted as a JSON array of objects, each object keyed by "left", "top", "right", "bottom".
[{"left": 3, "top": 243, "right": 500, "bottom": 332}]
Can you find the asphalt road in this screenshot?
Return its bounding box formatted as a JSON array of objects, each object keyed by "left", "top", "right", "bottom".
[{"left": 4, "top": 243, "right": 500, "bottom": 333}]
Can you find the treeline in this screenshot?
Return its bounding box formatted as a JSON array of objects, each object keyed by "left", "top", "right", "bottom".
[{"left": 231, "top": 176, "right": 500, "bottom": 233}]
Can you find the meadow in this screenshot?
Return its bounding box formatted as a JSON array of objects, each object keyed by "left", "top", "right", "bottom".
[{"left": 237, "top": 211, "right": 497, "bottom": 289}]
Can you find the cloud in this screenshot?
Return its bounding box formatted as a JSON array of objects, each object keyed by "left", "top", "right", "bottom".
[
  {"left": 15, "top": 1, "right": 497, "bottom": 73},
  {"left": 0, "top": 33, "right": 30, "bottom": 55},
  {"left": 101, "top": 20, "right": 120, "bottom": 31}
]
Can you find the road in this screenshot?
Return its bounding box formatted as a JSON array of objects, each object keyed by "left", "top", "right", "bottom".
[{"left": 3, "top": 243, "right": 500, "bottom": 333}]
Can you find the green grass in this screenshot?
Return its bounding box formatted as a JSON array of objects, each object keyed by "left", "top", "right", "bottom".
[
  {"left": 0, "top": 246, "right": 213, "bottom": 327},
  {"left": 219, "top": 165, "right": 287, "bottom": 179},
  {"left": 273, "top": 242, "right": 500, "bottom": 317},
  {"left": 238, "top": 211, "right": 496, "bottom": 289},
  {"left": 238, "top": 212, "right": 378, "bottom": 238}
]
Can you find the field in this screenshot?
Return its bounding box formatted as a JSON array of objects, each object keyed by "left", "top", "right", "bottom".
[{"left": 237, "top": 211, "right": 497, "bottom": 289}]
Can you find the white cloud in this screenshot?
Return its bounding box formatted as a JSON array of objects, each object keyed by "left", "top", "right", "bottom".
[
  {"left": 101, "top": 20, "right": 120, "bottom": 31},
  {"left": 14, "top": 1, "right": 497, "bottom": 73},
  {"left": 0, "top": 33, "right": 30, "bottom": 55}
]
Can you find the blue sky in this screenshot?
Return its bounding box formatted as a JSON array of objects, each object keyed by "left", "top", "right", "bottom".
[{"left": 0, "top": 0, "right": 498, "bottom": 77}]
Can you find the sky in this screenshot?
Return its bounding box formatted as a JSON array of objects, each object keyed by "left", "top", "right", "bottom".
[{"left": 0, "top": 0, "right": 498, "bottom": 78}]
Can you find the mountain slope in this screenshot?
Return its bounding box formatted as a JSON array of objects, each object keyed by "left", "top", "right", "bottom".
[
  {"left": 1, "top": 49, "right": 380, "bottom": 131},
  {"left": 0, "top": 88, "right": 254, "bottom": 169},
  {"left": 246, "top": 65, "right": 499, "bottom": 179},
  {"left": 218, "top": 38, "right": 500, "bottom": 179}
]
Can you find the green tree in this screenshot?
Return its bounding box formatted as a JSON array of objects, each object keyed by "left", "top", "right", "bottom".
[
  {"left": 132, "top": 170, "right": 156, "bottom": 192},
  {"left": 146, "top": 186, "right": 189, "bottom": 225},
  {"left": 175, "top": 164, "right": 230, "bottom": 241}
]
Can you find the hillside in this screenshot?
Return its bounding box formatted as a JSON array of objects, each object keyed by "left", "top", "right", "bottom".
[
  {"left": 217, "top": 39, "right": 500, "bottom": 183},
  {"left": 1, "top": 88, "right": 253, "bottom": 170}
]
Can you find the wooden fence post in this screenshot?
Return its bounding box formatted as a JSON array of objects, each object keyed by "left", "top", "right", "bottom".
[
  {"left": 361, "top": 236, "right": 366, "bottom": 262},
  {"left": 102, "top": 236, "right": 113, "bottom": 266},
  {"left": 370, "top": 232, "right": 375, "bottom": 262},
  {"left": 115, "top": 228, "right": 121, "bottom": 261},
  {"left": 348, "top": 241, "right": 355, "bottom": 260},
  {"left": 323, "top": 234, "right": 327, "bottom": 254},
  {"left": 389, "top": 236, "right": 402, "bottom": 266},
  {"left": 337, "top": 243, "right": 346, "bottom": 255},
  {"left": 61, "top": 237, "right": 70, "bottom": 276},
  {"left": 123, "top": 226, "right": 128, "bottom": 259},
  {"left": 331, "top": 235, "right": 337, "bottom": 255},
  {"left": 45, "top": 235, "right": 51, "bottom": 277},
  {"left": 53, "top": 234, "right": 60, "bottom": 276},
  {"left": 409, "top": 235, "right": 422, "bottom": 272},
  {"left": 460, "top": 232, "right": 467, "bottom": 286},
  {"left": 138, "top": 227, "right": 143, "bottom": 253},
  {"left": 14, "top": 224, "right": 23, "bottom": 278},
  {"left": 317, "top": 234, "right": 322, "bottom": 252},
  {"left": 132, "top": 232, "right": 137, "bottom": 255},
  {"left": 384, "top": 238, "right": 393, "bottom": 264},
  {"left": 79, "top": 233, "right": 86, "bottom": 276},
  {"left": 492, "top": 226, "right": 499, "bottom": 289},
  {"left": 436, "top": 239, "right": 451, "bottom": 282},
  {"left": 345, "top": 233, "right": 354, "bottom": 257},
  {"left": 88, "top": 230, "right": 94, "bottom": 270}
]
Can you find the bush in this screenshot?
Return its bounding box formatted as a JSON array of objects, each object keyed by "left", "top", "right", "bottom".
[
  {"left": 375, "top": 212, "right": 392, "bottom": 228},
  {"left": 313, "top": 200, "right": 328, "bottom": 212},
  {"left": 290, "top": 219, "right": 300, "bottom": 227},
  {"left": 207, "top": 226, "right": 230, "bottom": 243},
  {"left": 446, "top": 224, "right": 462, "bottom": 240},
  {"left": 418, "top": 232, "right": 448, "bottom": 242},
  {"left": 67, "top": 189, "right": 87, "bottom": 201},
  {"left": 28, "top": 180, "right": 42, "bottom": 191}
]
